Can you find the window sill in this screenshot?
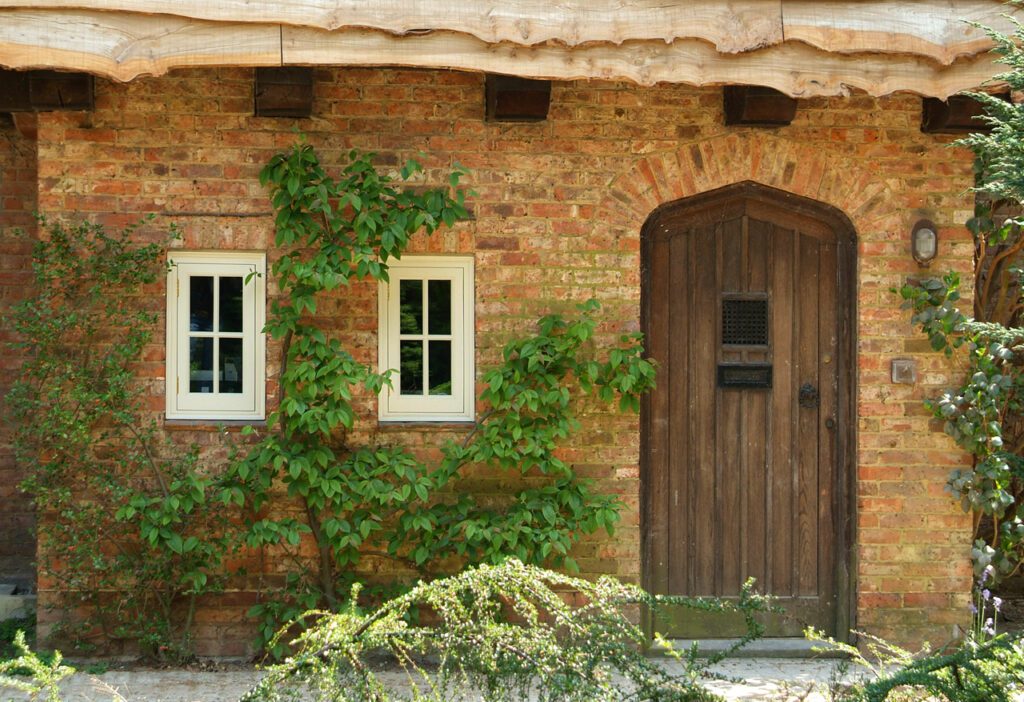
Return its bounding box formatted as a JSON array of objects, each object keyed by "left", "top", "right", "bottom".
[
  {"left": 376, "top": 421, "right": 476, "bottom": 432},
  {"left": 163, "top": 419, "right": 267, "bottom": 432}
]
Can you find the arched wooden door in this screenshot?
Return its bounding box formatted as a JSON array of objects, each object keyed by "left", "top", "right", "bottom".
[{"left": 641, "top": 182, "right": 855, "bottom": 638}]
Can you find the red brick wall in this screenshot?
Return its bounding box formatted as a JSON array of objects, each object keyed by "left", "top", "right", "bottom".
[
  {"left": 29, "top": 68, "right": 974, "bottom": 652},
  {"left": 0, "top": 112, "right": 38, "bottom": 592}
]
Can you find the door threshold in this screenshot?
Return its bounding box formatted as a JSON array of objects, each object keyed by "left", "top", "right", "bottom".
[{"left": 653, "top": 638, "right": 849, "bottom": 659}]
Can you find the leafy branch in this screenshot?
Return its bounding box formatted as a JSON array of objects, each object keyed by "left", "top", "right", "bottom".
[{"left": 226, "top": 142, "right": 655, "bottom": 656}]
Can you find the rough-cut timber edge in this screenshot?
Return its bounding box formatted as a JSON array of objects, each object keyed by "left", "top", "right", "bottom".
[
  {"left": 0, "top": 0, "right": 1018, "bottom": 65},
  {"left": 0, "top": 9, "right": 1010, "bottom": 98}
]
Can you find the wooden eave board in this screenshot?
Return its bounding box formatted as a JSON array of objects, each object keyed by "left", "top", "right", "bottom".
[
  {"left": 0, "top": 10, "right": 281, "bottom": 77},
  {"left": 0, "top": 6, "right": 1009, "bottom": 96},
  {"left": 282, "top": 27, "right": 1001, "bottom": 98},
  {"left": 0, "top": 0, "right": 785, "bottom": 52},
  {"left": 0, "top": 0, "right": 1018, "bottom": 64},
  {"left": 782, "top": 1, "right": 1019, "bottom": 65}
]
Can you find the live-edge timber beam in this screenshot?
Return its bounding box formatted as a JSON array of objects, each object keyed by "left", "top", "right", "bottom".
[
  {"left": 0, "top": 5, "right": 1013, "bottom": 98},
  {"left": 0, "top": 0, "right": 1019, "bottom": 66}
]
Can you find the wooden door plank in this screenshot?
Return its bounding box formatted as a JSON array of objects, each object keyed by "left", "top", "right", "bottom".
[
  {"left": 796, "top": 233, "right": 821, "bottom": 597},
  {"left": 745, "top": 218, "right": 771, "bottom": 588},
  {"left": 718, "top": 216, "right": 744, "bottom": 596},
  {"left": 692, "top": 223, "right": 718, "bottom": 595},
  {"left": 668, "top": 232, "right": 691, "bottom": 596},
  {"left": 646, "top": 236, "right": 672, "bottom": 597},
  {"left": 817, "top": 240, "right": 839, "bottom": 605},
  {"left": 770, "top": 226, "right": 795, "bottom": 597}
]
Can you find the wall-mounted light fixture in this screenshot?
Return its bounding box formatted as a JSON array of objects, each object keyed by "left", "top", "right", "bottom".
[{"left": 911, "top": 219, "right": 938, "bottom": 266}]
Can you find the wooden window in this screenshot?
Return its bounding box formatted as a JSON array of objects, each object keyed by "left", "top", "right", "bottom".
[
  {"left": 378, "top": 256, "right": 475, "bottom": 422},
  {"left": 165, "top": 251, "right": 266, "bottom": 420}
]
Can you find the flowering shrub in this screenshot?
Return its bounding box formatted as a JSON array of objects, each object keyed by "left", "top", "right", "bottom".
[
  {"left": 972, "top": 565, "right": 1003, "bottom": 642},
  {"left": 809, "top": 568, "right": 1024, "bottom": 701}
]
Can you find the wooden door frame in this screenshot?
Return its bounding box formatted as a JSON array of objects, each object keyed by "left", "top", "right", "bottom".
[{"left": 639, "top": 180, "right": 858, "bottom": 641}]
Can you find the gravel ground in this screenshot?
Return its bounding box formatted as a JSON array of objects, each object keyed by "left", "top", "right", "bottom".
[{"left": 2, "top": 658, "right": 853, "bottom": 702}]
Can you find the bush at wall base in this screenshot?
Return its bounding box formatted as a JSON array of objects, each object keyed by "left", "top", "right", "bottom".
[{"left": 242, "top": 559, "right": 773, "bottom": 702}]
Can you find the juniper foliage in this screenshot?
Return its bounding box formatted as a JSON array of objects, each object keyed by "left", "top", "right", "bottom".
[{"left": 242, "top": 559, "right": 773, "bottom": 702}]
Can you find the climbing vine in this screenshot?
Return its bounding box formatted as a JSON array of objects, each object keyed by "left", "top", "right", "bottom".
[
  {"left": 223, "top": 143, "right": 656, "bottom": 654},
  {"left": 8, "top": 218, "right": 229, "bottom": 657},
  {"left": 900, "top": 19, "right": 1024, "bottom": 582}
]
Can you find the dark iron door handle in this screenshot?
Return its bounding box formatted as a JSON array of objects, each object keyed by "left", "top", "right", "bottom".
[{"left": 798, "top": 383, "right": 819, "bottom": 409}]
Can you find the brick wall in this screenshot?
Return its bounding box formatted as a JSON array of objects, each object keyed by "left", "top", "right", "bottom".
[
  {"left": 27, "top": 68, "right": 974, "bottom": 652},
  {"left": 0, "top": 112, "right": 37, "bottom": 592}
]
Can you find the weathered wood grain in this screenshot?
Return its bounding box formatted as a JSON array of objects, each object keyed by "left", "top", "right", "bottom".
[
  {"left": 0, "top": 1, "right": 786, "bottom": 52},
  {"left": 282, "top": 26, "right": 1002, "bottom": 98},
  {"left": 783, "top": 1, "right": 1019, "bottom": 65},
  {"left": 0, "top": 0, "right": 1018, "bottom": 63},
  {"left": 0, "top": 8, "right": 1006, "bottom": 96},
  {"left": 643, "top": 185, "right": 851, "bottom": 636},
  {"left": 0, "top": 10, "right": 280, "bottom": 79}
]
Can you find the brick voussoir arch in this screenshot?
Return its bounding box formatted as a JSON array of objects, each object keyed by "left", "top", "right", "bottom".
[{"left": 604, "top": 132, "right": 893, "bottom": 233}]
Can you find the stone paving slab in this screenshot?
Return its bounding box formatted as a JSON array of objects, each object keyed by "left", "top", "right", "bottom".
[{"left": 2, "top": 659, "right": 852, "bottom": 701}]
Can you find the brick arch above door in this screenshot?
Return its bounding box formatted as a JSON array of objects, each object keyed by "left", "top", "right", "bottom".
[{"left": 597, "top": 132, "right": 900, "bottom": 238}]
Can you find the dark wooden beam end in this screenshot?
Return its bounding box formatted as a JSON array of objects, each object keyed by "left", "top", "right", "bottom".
[
  {"left": 723, "top": 86, "right": 797, "bottom": 127},
  {"left": 485, "top": 75, "right": 551, "bottom": 122},
  {"left": 921, "top": 93, "right": 1008, "bottom": 134},
  {"left": 0, "top": 69, "right": 93, "bottom": 111},
  {"left": 255, "top": 67, "right": 314, "bottom": 118}
]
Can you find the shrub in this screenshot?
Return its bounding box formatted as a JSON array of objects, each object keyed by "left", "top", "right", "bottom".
[
  {"left": 242, "top": 559, "right": 772, "bottom": 702},
  {"left": 0, "top": 631, "right": 74, "bottom": 702},
  {"left": 808, "top": 568, "right": 1024, "bottom": 702},
  {"left": 833, "top": 634, "right": 1024, "bottom": 702}
]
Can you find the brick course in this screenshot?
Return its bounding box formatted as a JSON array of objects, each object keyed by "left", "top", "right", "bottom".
[{"left": 4, "top": 67, "right": 976, "bottom": 652}]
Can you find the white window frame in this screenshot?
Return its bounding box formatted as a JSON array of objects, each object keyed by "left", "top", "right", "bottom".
[
  {"left": 165, "top": 251, "right": 266, "bottom": 421},
  {"left": 378, "top": 256, "right": 475, "bottom": 422}
]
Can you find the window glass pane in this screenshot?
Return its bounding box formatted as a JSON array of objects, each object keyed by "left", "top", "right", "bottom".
[
  {"left": 219, "top": 277, "right": 244, "bottom": 332},
  {"left": 189, "top": 337, "right": 214, "bottom": 393},
  {"left": 400, "top": 340, "right": 424, "bottom": 395},
  {"left": 428, "top": 340, "right": 452, "bottom": 396},
  {"left": 220, "top": 338, "right": 243, "bottom": 394},
  {"left": 400, "top": 280, "right": 423, "bottom": 334},
  {"left": 427, "top": 280, "right": 451, "bottom": 335},
  {"left": 189, "top": 276, "right": 214, "bottom": 331}
]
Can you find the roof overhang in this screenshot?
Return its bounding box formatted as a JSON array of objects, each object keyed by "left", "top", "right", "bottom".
[{"left": 0, "top": 1, "right": 1018, "bottom": 98}]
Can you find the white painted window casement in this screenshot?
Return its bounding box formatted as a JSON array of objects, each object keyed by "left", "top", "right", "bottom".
[
  {"left": 166, "top": 251, "right": 266, "bottom": 421},
  {"left": 378, "top": 256, "right": 475, "bottom": 422}
]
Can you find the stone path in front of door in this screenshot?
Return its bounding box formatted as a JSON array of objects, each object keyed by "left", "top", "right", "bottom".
[{"left": 3, "top": 659, "right": 861, "bottom": 701}]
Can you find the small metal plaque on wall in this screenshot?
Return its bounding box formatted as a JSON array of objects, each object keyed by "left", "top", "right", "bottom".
[{"left": 717, "top": 364, "right": 773, "bottom": 389}]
